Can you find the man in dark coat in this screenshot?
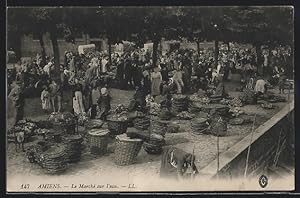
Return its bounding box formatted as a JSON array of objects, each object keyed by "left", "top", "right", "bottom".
[
  {"left": 8, "top": 81, "right": 25, "bottom": 125},
  {"left": 132, "top": 60, "right": 143, "bottom": 88},
  {"left": 124, "top": 57, "right": 133, "bottom": 89},
  {"left": 116, "top": 57, "right": 125, "bottom": 88}
]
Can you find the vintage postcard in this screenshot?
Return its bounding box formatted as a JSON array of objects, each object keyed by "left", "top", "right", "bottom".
[{"left": 6, "top": 6, "right": 294, "bottom": 192}]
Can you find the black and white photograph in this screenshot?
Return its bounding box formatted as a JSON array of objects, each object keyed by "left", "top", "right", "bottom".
[{"left": 6, "top": 6, "right": 294, "bottom": 192}]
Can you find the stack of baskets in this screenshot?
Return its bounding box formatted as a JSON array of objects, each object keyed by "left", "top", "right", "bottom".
[
  {"left": 142, "top": 117, "right": 167, "bottom": 155},
  {"left": 40, "top": 144, "right": 68, "bottom": 174},
  {"left": 188, "top": 102, "right": 204, "bottom": 113},
  {"left": 63, "top": 135, "right": 83, "bottom": 163},
  {"left": 133, "top": 115, "right": 150, "bottom": 130},
  {"left": 149, "top": 117, "right": 168, "bottom": 137},
  {"left": 191, "top": 118, "right": 210, "bottom": 135},
  {"left": 114, "top": 134, "right": 143, "bottom": 166},
  {"left": 209, "top": 105, "right": 230, "bottom": 118},
  {"left": 171, "top": 95, "right": 189, "bottom": 113},
  {"left": 88, "top": 129, "right": 110, "bottom": 155},
  {"left": 188, "top": 95, "right": 210, "bottom": 113},
  {"left": 143, "top": 133, "right": 165, "bottom": 155}
]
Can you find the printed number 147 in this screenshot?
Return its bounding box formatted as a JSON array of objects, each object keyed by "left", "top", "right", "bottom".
[{"left": 21, "top": 184, "right": 30, "bottom": 189}]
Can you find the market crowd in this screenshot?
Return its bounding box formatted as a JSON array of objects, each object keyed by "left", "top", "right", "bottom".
[{"left": 8, "top": 43, "right": 293, "bottom": 126}]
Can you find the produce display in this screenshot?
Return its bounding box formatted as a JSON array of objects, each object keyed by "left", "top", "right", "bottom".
[
  {"left": 133, "top": 115, "right": 150, "bottom": 130},
  {"left": 229, "top": 107, "right": 244, "bottom": 117},
  {"left": 48, "top": 112, "right": 76, "bottom": 126},
  {"left": 261, "top": 102, "right": 275, "bottom": 109},
  {"left": 176, "top": 111, "right": 195, "bottom": 120},
  {"left": 239, "top": 88, "right": 257, "bottom": 105},
  {"left": 7, "top": 120, "right": 38, "bottom": 142},
  {"left": 85, "top": 119, "right": 104, "bottom": 130},
  {"left": 189, "top": 94, "right": 210, "bottom": 104}
]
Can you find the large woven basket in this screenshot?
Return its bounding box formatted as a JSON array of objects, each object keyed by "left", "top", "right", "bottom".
[
  {"left": 114, "top": 134, "right": 143, "bottom": 166},
  {"left": 107, "top": 119, "right": 128, "bottom": 136},
  {"left": 88, "top": 129, "right": 110, "bottom": 155}
]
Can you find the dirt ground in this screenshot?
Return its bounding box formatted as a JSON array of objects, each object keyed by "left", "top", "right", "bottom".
[{"left": 6, "top": 83, "right": 294, "bottom": 186}]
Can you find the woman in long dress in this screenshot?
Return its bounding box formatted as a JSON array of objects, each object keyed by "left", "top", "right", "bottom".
[
  {"left": 41, "top": 86, "right": 51, "bottom": 112},
  {"left": 150, "top": 67, "right": 162, "bottom": 97},
  {"left": 97, "top": 86, "right": 111, "bottom": 120},
  {"left": 72, "top": 80, "right": 85, "bottom": 115}
]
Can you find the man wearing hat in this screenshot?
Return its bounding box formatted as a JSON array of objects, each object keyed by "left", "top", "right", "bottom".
[{"left": 8, "top": 81, "right": 25, "bottom": 125}]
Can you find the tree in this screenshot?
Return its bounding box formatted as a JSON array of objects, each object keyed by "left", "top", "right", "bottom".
[{"left": 28, "top": 8, "right": 65, "bottom": 74}]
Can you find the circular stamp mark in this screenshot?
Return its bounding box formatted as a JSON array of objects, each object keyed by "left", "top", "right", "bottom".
[{"left": 259, "top": 175, "right": 268, "bottom": 188}]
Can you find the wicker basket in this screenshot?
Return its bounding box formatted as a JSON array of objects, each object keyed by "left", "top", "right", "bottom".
[
  {"left": 88, "top": 129, "right": 110, "bottom": 155},
  {"left": 107, "top": 119, "right": 128, "bottom": 136},
  {"left": 210, "top": 116, "right": 228, "bottom": 136},
  {"left": 114, "top": 134, "right": 143, "bottom": 166}
]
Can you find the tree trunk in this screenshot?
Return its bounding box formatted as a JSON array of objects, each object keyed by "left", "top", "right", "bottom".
[
  {"left": 159, "top": 40, "right": 163, "bottom": 56},
  {"left": 196, "top": 40, "right": 200, "bottom": 57},
  {"left": 255, "top": 43, "right": 262, "bottom": 74},
  {"left": 227, "top": 42, "right": 230, "bottom": 51},
  {"left": 152, "top": 39, "right": 159, "bottom": 68},
  {"left": 8, "top": 32, "right": 22, "bottom": 60},
  {"left": 108, "top": 37, "right": 112, "bottom": 65},
  {"left": 38, "top": 32, "right": 46, "bottom": 66},
  {"left": 50, "top": 30, "right": 60, "bottom": 78},
  {"left": 214, "top": 40, "right": 219, "bottom": 68}
]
